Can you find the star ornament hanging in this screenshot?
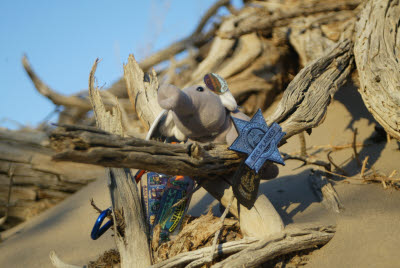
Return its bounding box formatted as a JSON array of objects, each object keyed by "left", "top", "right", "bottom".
[{"left": 229, "top": 109, "right": 286, "bottom": 173}]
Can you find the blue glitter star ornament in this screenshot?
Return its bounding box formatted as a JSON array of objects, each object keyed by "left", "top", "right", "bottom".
[{"left": 229, "top": 109, "right": 286, "bottom": 173}]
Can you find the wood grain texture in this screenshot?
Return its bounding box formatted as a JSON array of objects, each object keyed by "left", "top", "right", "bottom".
[
  {"left": 0, "top": 129, "right": 103, "bottom": 222},
  {"left": 151, "top": 238, "right": 258, "bottom": 268},
  {"left": 124, "top": 54, "right": 163, "bottom": 131},
  {"left": 50, "top": 125, "right": 241, "bottom": 178},
  {"left": 289, "top": 12, "right": 350, "bottom": 66},
  {"left": 218, "top": 1, "right": 360, "bottom": 39},
  {"left": 152, "top": 211, "right": 241, "bottom": 264},
  {"left": 88, "top": 59, "right": 151, "bottom": 268},
  {"left": 212, "top": 225, "right": 335, "bottom": 268},
  {"left": 267, "top": 38, "right": 354, "bottom": 138},
  {"left": 149, "top": 225, "right": 335, "bottom": 268},
  {"left": 308, "top": 170, "right": 343, "bottom": 213},
  {"left": 354, "top": 0, "right": 400, "bottom": 140}
]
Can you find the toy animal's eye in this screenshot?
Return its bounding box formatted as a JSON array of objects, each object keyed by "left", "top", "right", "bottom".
[{"left": 196, "top": 87, "right": 204, "bottom": 92}]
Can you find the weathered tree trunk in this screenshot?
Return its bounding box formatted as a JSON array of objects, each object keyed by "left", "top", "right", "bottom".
[
  {"left": 354, "top": 0, "right": 400, "bottom": 140},
  {"left": 87, "top": 60, "right": 151, "bottom": 267},
  {"left": 0, "top": 128, "right": 103, "bottom": 228},
  {"left": 151, "top": 225, "right": 335, "bottom": 268}
]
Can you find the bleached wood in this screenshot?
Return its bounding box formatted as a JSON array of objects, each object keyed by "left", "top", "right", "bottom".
[
  {"left": 151, "top": 238, "right": 259, "bottom": 268},
  {"left": 150, "top": 225, "right": 335, "bottom": 268},
  {"left": 354, "top": 0, "right": 400, "bottom": 140},
  {"left": 217, "top": 33, "right": 263, "bottom": 79},
  {"left": 0, "top": 129, "right": 103, "bottom": 222},
  {"left": 22, "top": 56, "right": 132, "bottom": 113},
  {"left": 190, "top": 17, "right": 237, "bottom": 83},
  {"left": 58, "top": 53, "right": 286, "bottom": 239},
  {"left": 152, "top": 210, "right": 239, "bottom": 263},
  {"left": 267, "top": 38, "right": 354, "bottom": 137},
  {"left": 219, "top": 1, "right": 361, "bottom": 39},
  {"left": 225, "top": 38, "right": 289, "bottom": 113},
  {"left": 308, "top": 170, "right": 343, "bottom": 213},
  {"left": 88, "top": 59, "right": 151, "bottom": 267},
  {"left": 289, "top": 17, "right": 336, "bottom": 66},
  {"left": 124, "top": 55, "right": 162, "bottom": 131},
  {"left": 49, "top": 251, "right": 83, "bottom": 268},
  {"left": 138, "top": 0, "right": 230, "bottom": 72},
  {"left": 212, "top": 226, "right": 335, "bottom": 268},
  {"left": 51, "top": 126, "right": 240, "bottom": 178},
  {"left": 288, "top": 9, "right": 357, "bottom": 66}
]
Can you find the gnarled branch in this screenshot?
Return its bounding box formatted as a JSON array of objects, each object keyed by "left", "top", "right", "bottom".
[
  {"left": 151, "top": 225, "right": 335, "bottom": 268},
  {"left": 219, "top": 1, "right": 361, "bottom": 39},
  {"left": 22, "top": 56, "right": 133, "bottom": 113},
  {"left": 354, "top": 0, "right": 400, "bottom": 140}
]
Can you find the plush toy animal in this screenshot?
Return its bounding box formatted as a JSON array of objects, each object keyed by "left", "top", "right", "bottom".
[
  {"left": 157, "top": 73, "right": 249, "bottom": 145},
  {"left": 157, "top": 73, "right": 279, "bottom": 179}
]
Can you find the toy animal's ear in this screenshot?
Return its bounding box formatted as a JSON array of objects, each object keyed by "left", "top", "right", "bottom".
[
  {"left": 204, "top": 73, "right": 228, "bottom": 95},
  {"left": 204, "top": 73, "right": 237, "bottom": 111}
]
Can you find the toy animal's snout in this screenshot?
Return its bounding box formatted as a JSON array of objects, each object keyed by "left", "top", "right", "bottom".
[{"left": 157, "top": 73, "right": 243, "bottom": 144}]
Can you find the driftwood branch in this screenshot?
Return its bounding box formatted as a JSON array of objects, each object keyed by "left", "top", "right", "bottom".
[
  {"left": 354, "top": 0, "right": 400, "bottom": 140},
  {"left": 219, "top": 1, "right": 361, "bottom": 39},
  {"left": 152, "top": 210, "right": 241, "bottom": 264},
  {"left": 206, "top": 195, "right": 235, "bottom": 265},
  {"left": 124, "top": 55, "right": 163, "bottom": 131},
  {"left": 6, "top": 1, "right": 365, "bottom": 266},
  {"left": 288, "top": 10, "right": 356, "bottom": 66},
  {"left": 308, "top": 170, "right": 343, "bottom": 213},
  {"left": 49, "top": 251, "right": 83, "bottom": 268},
  {"left": 282, "top": 152, "right": 331, "bottom": 171},
  {"left": 212, "top": 225, "right": 335, "bottom": 268},
  {"left": 22, "top": 56, "right": 93, "bottom": 110},
  {"left": 87, "top": 59, "right": 151, "bottom": 267},
  {"left": 192, "top": 0, "right": 230, "bottom": 36},
  {"left": 0, "top": 165, "right": 14, "bottom": 226},
  {"left": 138, "top": 0, "right": 229, "bottom": 72},
  {"left": 22, "top": 56, "right": 133, "bottom": 115},
  {"left": 266, "top": 38, "right": 354, "bottom": 137},
  {"left": 51, "top": 124, "right": 240, "bottom": 178},
  {"left": 151, "top": 238, "right": 258, "bottom": 268},
  {"left": 0, "top": 128, "right": 103, "bottom": 224},
  {"left": 151, "top": 225, "right": 335, "bottom": 268},
  {"left": 190, "top": 17, "right": 237, "bottom": 82},
  {"left": 55, "top": 50, "right": 287, "bottom": 238}
]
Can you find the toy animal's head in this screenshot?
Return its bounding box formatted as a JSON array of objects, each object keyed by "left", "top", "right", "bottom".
[{"left": 157, "top": 73, "right": 241, "bottom": 143}]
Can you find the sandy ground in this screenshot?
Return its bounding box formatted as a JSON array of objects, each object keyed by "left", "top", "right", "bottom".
[{"left": 0, "top": 84, "right": 399, "bottom": 267}]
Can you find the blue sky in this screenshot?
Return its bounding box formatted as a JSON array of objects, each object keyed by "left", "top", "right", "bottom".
[{"left": 0, "top": 0, "right": 240, "bottom": 129}]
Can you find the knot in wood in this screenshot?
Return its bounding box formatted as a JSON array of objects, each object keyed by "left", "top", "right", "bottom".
[{"left": 189, "top": 143, "right": 203, "bottom": 159}]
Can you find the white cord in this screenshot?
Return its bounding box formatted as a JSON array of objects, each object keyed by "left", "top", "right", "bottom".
[{"left": 145, "top": 109, "right": 168, "bottom": 141}]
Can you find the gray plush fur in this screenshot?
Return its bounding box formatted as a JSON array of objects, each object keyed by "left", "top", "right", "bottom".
[{"left": 158, "top": 83, "right": 248, "bottom": 144}]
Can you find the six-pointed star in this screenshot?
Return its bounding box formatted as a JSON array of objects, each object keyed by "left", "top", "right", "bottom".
[{"left": 229, "top": 109, "right": 286, "bottom": 173}]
